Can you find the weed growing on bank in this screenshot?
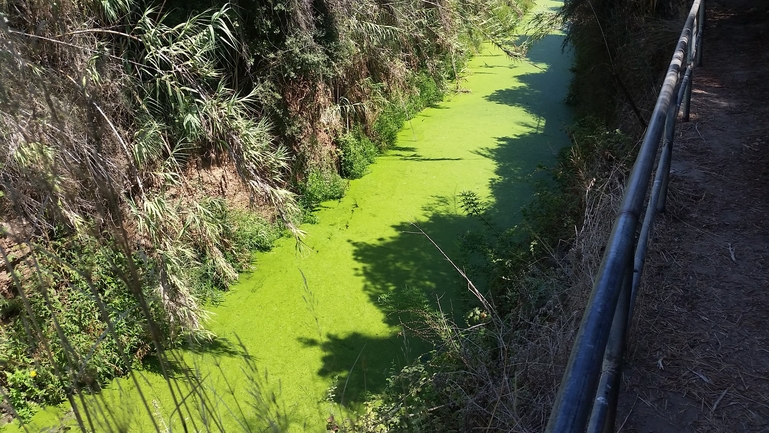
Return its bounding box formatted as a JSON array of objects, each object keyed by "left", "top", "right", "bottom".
[
  {"left": 300, "top": 72, "right": 445, "bottom": 217},
  {"left": 562, "top": 0, "right": 688, "bottom": 130},
  {"left": 339, "top": 130, "right": 378, "bottom": 180},
  {"left": 373, "top": 74, "right": 446, "bottom": 149}
]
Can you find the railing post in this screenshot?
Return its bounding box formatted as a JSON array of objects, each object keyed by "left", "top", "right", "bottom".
[
  {"left": 586, "top": 263, "right": 632, "bottom": 433},
  {"left": 681, "top": 27, "right": 694, "bottom": 122},
  {"left": 682, "top": 70, "right": 694, "bottom": 121},
  {"left": 696, "top": 1, "right": 705, "bottom": 66},
  {"left": 657, "top": 103, "right": 677, "bottom": 212},
  {"left": 685, "top": 1, "right": 704, "bottom": 121}
]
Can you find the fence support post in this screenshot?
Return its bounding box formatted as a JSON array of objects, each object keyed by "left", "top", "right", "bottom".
[
  {"left": 586, "top": 266, "right": 632, "bottom": 433},
  {"left": 681, "top": 29, "right": 694, "bottom": 122},
  {"left": 696, "top": 1, "right": 705, "bottom": 66},
  {"left": 657, "top": 99, "right": 678, "bottom": 212}
]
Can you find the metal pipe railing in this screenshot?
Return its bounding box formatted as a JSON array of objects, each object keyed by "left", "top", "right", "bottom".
[{"left": 545, "top": 1, "right": 705, "bottom": 431}]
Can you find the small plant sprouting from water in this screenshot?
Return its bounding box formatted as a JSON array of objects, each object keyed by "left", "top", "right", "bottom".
[
  {"left": 459, "top": 190, "right": 495, "bottom": 229},
  {"left": 300, "top": 269, "right": 324, "bottom": 342},
  {"left": 340, "top": 344, "right": 368, "bottom": 407}
]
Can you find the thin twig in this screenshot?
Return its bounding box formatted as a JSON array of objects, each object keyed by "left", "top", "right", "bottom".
[
  {"left": 711, "top": 388, "right": 729, "bottom": 412},
  {"left": 616, "top": 396, "right": 638, "bottom": 432},
  {"left": 61, "top": 28, "right": 142, "bottom": 42},
  {"left": 727, "top": 243, "right": 737, "bottom": 263},
  {"left": 695, "top": 123, "right": 707, "bottom": 143}
]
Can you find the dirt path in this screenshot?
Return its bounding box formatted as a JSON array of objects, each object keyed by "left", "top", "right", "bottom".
[{"left": 616, "top": 1, "right": 769, "bottom": 432}]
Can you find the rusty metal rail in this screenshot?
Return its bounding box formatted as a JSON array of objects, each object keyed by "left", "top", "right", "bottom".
[{"left": 545, "top": 1, "right": 705, "bottom": 431}]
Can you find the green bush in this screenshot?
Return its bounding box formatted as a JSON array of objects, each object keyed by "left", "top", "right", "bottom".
[
  {"left": 0, "top": 201, "right": 289, "bottom": 419},
  {"left": 373, "top": 73, "right": 444, "bottom": 149},
  {"left": 408, "top": 73, "right": 444, "bottom": 113},
  {"left": 350, "top": 362, "right": 445, "bottom": 432},
  {"left": 372, "top": 103, "right": 408, "bottom": 149},
  {"left": 232, "top": 211, "right": 284, "bottom": 254},
  {"left": 192, "top": 206, "right": 284, "bottom": 303},
  {"left": 339, "top": 131, "right": 378, "bottom": 179},
  {"left": 0, "top": 240, "right": 159, "bottom": 420},
  {"left": 299, "top": 168, "right": 347, "bottom": 209}
]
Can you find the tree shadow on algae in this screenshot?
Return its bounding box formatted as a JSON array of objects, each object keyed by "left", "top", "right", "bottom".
[{"left": 305, "top": 38, "right": 572, "bottom": 408}]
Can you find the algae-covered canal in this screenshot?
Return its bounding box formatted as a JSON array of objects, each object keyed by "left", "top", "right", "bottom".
[{"left": 16, "top": 3, "right": 572, "bottom": 431}]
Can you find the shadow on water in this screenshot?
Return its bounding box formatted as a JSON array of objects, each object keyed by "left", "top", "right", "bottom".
[
  {"left": 138, "top": 340, "right": 239, "bottom": 378},
  {"left": 389, "top": 145, "right": 464, "bottom": 161},
  {"left": 389, "top": 145, "right": 418, "bottom": 153},
  {"left": 298, "top": 332, "right": 413, "bottom": 404},
  {"left": 305, "top": 34, "right": 571, "bottom": 409},
  {"left": 300, "top": 214, "right": 482, "bottom": 404},
  {"left": 486, "top": 36, "right": 573, "bottom": 116},
  {"left": 188, "top": 336, "right": 248, "bottom": 357},
  {"left": 400, "top": 155, "right": 464, "bottom": 162},
  {"left": 139, "top": 354, "right": 190, "bottom": 378},
  {"left": 484, "top": 36, "right": 572, "bottom": 222}
]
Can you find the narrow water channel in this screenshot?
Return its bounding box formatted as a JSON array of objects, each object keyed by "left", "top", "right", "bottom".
[{"left": 19, "top": 2, "right": 572, "bottom": 430}]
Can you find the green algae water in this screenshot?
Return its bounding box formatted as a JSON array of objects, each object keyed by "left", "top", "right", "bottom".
[{"left": 10, "top": 2, "right": 572, "bottom": 431}]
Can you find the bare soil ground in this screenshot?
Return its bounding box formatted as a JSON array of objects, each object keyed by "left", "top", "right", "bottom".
[{"left": 616, "top": 0, "right": 769, "bottom": 432}]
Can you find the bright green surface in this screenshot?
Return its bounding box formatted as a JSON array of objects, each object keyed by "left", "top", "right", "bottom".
[{"left": 7, "top": 3, "right": 572, "bottom": 431}]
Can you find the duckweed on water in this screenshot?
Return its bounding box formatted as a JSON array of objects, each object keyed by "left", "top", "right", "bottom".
[{"left": 14, "top": 9, "right": 572, "bottom": 431}]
